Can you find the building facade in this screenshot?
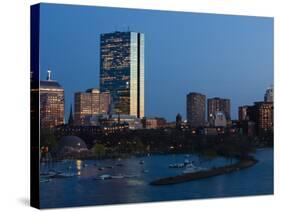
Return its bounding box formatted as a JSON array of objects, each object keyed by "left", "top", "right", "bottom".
[
  {"left": 100, "top": 31, "right": 144, "bottom": 118},
  {"left": 186, "top": 92, "right": 206, "bottom": 127},
  {"left": 99, "top": 91, "right": 111, "bottom": 114},
  {"left": 39, "top": 70, "right": 64, "bottom": 128},
  {"left": 74, "top": 88, "right": 110, "bottom": 125},
  {"left": 238, "top": 105, "right": 250, "bottom": 121},
  {"left": 248, "top": 102, "right": 273, "bottom": 133},
  {"left": 211, "top": 111, "right": 227, "bottom": 127},
  {"left": 143, "top": 117, "right": 167, "bottom": 129},
  {"left": 207, "top": 97, "right": 231, "bottom": 122}
]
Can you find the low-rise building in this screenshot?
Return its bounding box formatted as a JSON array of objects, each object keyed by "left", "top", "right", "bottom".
[{"left": 143, "top": 117, "right": 167, "bottom": 129}]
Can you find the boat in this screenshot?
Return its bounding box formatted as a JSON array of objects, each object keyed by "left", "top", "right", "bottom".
[
  {"left": 55, "top": 173, "right": 76, "bottom": 178},
  {"left": 184, "top": 159, "right": 191, "bottom": 164},
  {"left": 139, "top": 160, "right": 144, "bottom": 165},
  {"left": 98, "top": 174, "right": 112, "bottom": 180},
  {"left": 169, "top": 163, "right": 185, "bottom": 168},
  {"left": 169, "top": 158, "right": 195, "bottom": 168},
  {"left": 182, "top": 164, "right": 206, "bottom": 174},
  {"left": 40, "top": 170, "right": 61, "bottom": 178},
  {"left": 40, "top": 178, "right": 52, "bottom": 183},
  {"left": 124, "top": 174, "right": 139, "bottom": 178},
  {"left": 111, "top": 175, "right": 124, "bottom": 179},
  {"left": 98, "top": 167, "right": 105, "bottom": 171},
  {"left": 142, "top": 169, "right": 149, "bottom": 173}
]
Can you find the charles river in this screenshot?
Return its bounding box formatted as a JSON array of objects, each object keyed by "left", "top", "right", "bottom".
[{"left": 40, "top": 148, "right": 273, "bottom": 208}]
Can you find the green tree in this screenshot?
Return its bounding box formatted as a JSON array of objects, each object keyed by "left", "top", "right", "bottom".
[
  {"left": 40, "top": 129, "right": 57, "bottom": 150},
  {"left": 91, "top": 144, "right": 106, "bottom": 158}
]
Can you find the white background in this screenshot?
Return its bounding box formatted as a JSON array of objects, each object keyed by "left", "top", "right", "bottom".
[{"left": 0, "top": 0, "right": 280, "bottom": 211}]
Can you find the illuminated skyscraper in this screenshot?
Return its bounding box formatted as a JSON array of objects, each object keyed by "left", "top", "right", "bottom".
[
  {"left": 100, "top": 31, "right": 144, "bottom": 118},
  {"left": 39, "top": 69, "right": 64, "bottom": 128},
  {"left": 186, "top": 92, "right": 206, "bottom": 127}
]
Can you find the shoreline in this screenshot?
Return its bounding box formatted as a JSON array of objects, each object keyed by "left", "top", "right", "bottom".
[{"left": 150, "top": 157, "right": 258, "bottom": 186}]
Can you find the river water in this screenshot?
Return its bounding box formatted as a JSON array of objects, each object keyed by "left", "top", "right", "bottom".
[{"left": 40, "top": 148, "right": 273, "bottom": 208}]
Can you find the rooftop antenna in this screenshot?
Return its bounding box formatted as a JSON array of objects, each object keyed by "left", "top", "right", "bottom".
[{"left": 47, "top": 68, "right": 51, "bottom": 81}]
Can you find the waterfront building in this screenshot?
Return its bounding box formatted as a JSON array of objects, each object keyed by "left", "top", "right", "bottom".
[
  {"left": 99, "top": 114, "right": 142, "bottom": 130},
  {"left": 55, "top": 123, "right": 129, "bottom": 146},
  {"left": 209, "top": 111, "right": 227, "bottom": 127},
  {"left": 264, "top": 86, "right": 274, "bottom": 102},
  {"left": 74, "top": 113, "right": 142, "bottom": 130},
  {"left": 100, "top": 31, "right": 145, "bottom": 118},
  {"left": 207, "top": 97, "right": 231, "bottom": 122},
  {"left": 143, "top": 117, "right": 167, "bottom": 129},
  {"left": 39, "top": 69, "right": 64, "bottom": 128},
  {"left": 248, "top": 102, "right": 273, "bottom": 133},
  {"left": 186, "top": 92, "right": 206, "bottom": 127},
  {"left": 74, "top": 88, "right": 111, "bottom": 125}
]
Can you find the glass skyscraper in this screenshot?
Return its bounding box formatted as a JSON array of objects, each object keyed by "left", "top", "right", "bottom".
[{"left": 100, "top": 31, "right": 144, "bottom": 118}]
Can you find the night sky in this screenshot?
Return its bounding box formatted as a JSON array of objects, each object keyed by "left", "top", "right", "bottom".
[{"left": 39, "top": 3, "right": 273, "bottom": 121}]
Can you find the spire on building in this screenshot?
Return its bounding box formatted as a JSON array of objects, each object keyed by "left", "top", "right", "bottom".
[
  {"left": 68, "top": 104, "right": 74, "bottom": 126},
  {"left": 47, "top": 68, "right": 52, "bottom": 81}
]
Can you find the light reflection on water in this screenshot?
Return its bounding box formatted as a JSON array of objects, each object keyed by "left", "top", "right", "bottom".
[
  {"left": 76, "top": 160, "right": 82, "bottom": 176},
  {"left": 40, "top": 148, "right": 273, "bottom": 208}
]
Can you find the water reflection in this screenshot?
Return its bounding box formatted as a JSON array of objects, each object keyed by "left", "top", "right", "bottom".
[
  {"left": 40, "top": 149, "right": 273, "bottom": 208},
  {"left": 76, "top": 160, "right": 82, "bottom": 176}
]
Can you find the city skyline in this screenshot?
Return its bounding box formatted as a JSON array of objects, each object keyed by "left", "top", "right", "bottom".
[{"left": 39, "top": 3, "right": 273, "bottom": 121}]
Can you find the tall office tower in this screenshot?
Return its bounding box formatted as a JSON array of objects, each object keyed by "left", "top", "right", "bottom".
[
  {"left": 100, "top": 31, "right": 144, "bottom": 118},
  {"left": 207, "top": 97, "right": 231, "bottom": 121},
  {"left": 74, "top": 88, "right": 111, "bottom": 125},
  {"left": 39, "top": 69, "right": 64, "bottom": 128},
  {"left": 186, "top": 92, "right": 206, "bottom": 127},
  {"left": 264, "top": 86, "right": 273, "bottom": 102}
]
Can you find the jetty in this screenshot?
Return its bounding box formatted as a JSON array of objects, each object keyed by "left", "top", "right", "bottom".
[{"left": 150, "top": 157, "right": 258, "bottom": 186}]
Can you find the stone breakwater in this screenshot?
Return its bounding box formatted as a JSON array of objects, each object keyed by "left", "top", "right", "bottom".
[{"left": 150, "top": 158, "right": 258, "bottom": 186}]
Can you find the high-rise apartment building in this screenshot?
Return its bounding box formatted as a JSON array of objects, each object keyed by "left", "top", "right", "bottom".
[
  {"left": 186, "top": 92, "right": 206, "bottom": 127},
  {"left": 248, "top": 102, "right": 273, "bottom": 133},
  {"left": 207, "top": 97, "right": 231, "bottom": 121}
]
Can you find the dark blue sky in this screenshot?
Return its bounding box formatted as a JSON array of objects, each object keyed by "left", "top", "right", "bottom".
[{"left": 39, "top": 3, "right": 273, "bottom": 121}]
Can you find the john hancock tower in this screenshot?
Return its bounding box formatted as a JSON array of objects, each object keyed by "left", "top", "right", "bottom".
[{"left": 100, "top": 31, "right": 144, "bottom": 118}]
